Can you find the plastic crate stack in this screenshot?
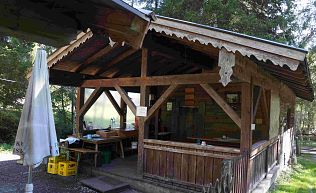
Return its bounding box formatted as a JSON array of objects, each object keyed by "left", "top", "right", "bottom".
[
  {"left": 58, "top": 161, "right": 77, "bottom": 176},
  {"left": 47, "top": 155, "right": 66, "bottom": 174}
]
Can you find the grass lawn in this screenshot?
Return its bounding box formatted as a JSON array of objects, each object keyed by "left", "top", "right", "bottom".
[
  {"left": 299, "top": 140, "right": 316, "bottom": 148},
  {"left": 270, "top": 155, "right": 316, "bottom": 193}
]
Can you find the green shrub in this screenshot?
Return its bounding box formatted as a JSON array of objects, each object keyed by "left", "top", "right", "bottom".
[{"left": 0, "top": 110, "right": 20, "bottom": 144}]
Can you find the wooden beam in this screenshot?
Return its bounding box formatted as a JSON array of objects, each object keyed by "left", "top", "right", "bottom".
[
  {"left": 138, "top": 48, "right": 149, "bottom": 175},
  {"left": 75, "top": 87, "right": 85, "bottom": 135},
  {"left": 114, "top": 85, "right": 136, "bottom": 115},
  {"left": 252, "top": 87, "right": 262, "bottom": 123},
  {"left": 200, "top": 83, "right": 241, "bottom": 128},
  {"left": 145, "top": 84, "right": 178, "bottom": 122},
  {"left": 78, "top": 87, "right": 104, "bottom": 117},
  {"left": 71, "top": 44, "right": 119, "bottom": 72},
  {"left": 104, "top": 90, "right": 123, "bottom": 116},
  {"left": 81, "top": 73, "right": 221, "bottom": 87},
  {"left": 141, "top": 49, "right": 148, "bottom": 78},
  {"left": 94, "top": 48, "right": 138, "bottom": 76},
  {"left": 240, "top": 82, "right": 252, "bottom": 193},
  {"left": 120, "top": 99, "right": 127, "bottom": 129}
]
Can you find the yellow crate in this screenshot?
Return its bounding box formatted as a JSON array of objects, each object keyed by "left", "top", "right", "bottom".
[
  {"left": 58, "top": 161, "right": 77, "bottom": 172},
  {"left": 47, "top": 163, "right": 58, "bottom": 174},
  {"left": 49, "top": 155, "right": 66, "bottom": 163},
  {"left": 58, "top": 168, "right": 77, "bottom": 176}
]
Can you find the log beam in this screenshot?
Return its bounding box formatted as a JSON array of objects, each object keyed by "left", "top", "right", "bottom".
[
  {"left": 114, "top": 85, "right": 136, "bottom": 115},
  {"left": 95, "top": 48, "right": 137, "bottom": 76},
  {"left": 240, "top": 82, "right": 253, "bottom": 193},
  {"left": 145, "top": 84, "right": 178, "bottom": 122},
  {"left": 81, "top": 73, "right": 221, "bottom": 87},
  {"left": 120, "top": 99, "right": 127, "bottom": 129},
  {"left": 72, "top": 44, "right": 119, "bottom": 72},
  {"left": 78, "top": 87, "right": 104, "bottom": 117},
  {"left": 104, "top": 90, "right": 123, "bottom": 116},
  {"left": 138, "top": 48, "right": 149, "bottom": 175},
  {"left": 75, "top": 87, "right": 85, "bottom": 135},
  {"left": 200, "top": 83, "right": 241, "bottom": 128}
]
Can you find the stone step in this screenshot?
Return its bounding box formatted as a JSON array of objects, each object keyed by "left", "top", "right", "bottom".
[{"left": 80, "top": 176, "right": 137, "bottom": 193}]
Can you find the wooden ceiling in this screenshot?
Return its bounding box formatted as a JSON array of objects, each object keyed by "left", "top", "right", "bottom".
[{"left": 0, "top": 0, "right": 150, "bottom": 48}]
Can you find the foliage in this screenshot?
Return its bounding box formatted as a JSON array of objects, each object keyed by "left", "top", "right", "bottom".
[
  {"left": 296, "top": 50, "right": 316, "bottom": 133},
  {"left": 0, "top": 110, "right": 20, "bottom": 144},
  {"left": 130, "top": 0, "right": 300, "bottom": 44},
  {"left": 51, "top": 85, "right": 75, "bottom": 139},
  {"left": 0, "top": 143, "right": 13, "bottom": 154},
  {"left": 270, "top": 155, "right": 316, "bottom": 193},
  {"left": 0, "top": 36, "right": 34, "bottom": 109}
]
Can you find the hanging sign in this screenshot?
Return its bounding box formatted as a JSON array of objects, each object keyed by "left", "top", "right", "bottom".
[{"left": 136, "top": 106, "right": 147, "bottom": 117}]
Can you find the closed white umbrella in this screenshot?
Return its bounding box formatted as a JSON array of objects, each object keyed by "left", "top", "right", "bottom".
[{"left": 13, "top": 48, "right": 59, "bottom": 193}]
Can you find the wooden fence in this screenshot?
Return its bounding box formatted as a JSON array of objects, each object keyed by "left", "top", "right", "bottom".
[
  {"left": 143, "top": 139, "right": 247, "bottom": 193},
  {"left": 249, "top": 138, "right": 279, "bottom": 190}
]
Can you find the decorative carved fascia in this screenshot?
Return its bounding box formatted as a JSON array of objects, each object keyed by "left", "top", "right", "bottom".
[
  {"left": 218, "top": 48, "right": 235, "bottom": 86},
  {"left": 149, "top": 23, "right": 300, "bottom": 71}
]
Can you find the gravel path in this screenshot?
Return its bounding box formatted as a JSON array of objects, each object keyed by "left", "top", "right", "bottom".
[{"left": 0, "top": 160, "right": 97, "bottom": 193}]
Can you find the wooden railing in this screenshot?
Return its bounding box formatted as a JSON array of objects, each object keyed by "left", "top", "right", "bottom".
[
  {"left": 250, "top": 137, "right": 279, "bottom": 190},
  {"left": 143, "top": 139, "right": 246, "bottom": 192}
]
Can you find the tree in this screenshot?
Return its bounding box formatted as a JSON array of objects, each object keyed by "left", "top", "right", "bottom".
[{"left": 0, "top": 36, "right": 34, "bottom": 109}]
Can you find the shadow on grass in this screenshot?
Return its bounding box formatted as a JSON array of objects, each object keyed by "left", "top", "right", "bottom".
[{"left": 270, "top": 155, "right": 316, "bottom": 193}]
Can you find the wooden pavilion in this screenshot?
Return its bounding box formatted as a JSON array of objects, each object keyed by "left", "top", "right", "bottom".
[{"left": 47, "top": 13, "right": 313, "bottom": 193}]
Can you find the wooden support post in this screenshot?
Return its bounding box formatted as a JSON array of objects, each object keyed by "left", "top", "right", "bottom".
[
  {"left": 120, "top": 99, "right": 127, "bottom": 129},
  {"left": 115, "top": 85, "right": 136, "bottom": 115},
  {"left": 138, "top": 48, "right": 149, "bottom": 175},
  {"left": 145, "top": 84, "right": 178, "bottom": 122},
  {"left": 104, "top": 90, "right": 123, "bottom": 116},
  {"left": 241, "top": 82, "right": 253, "bottom": 193},
  {"left": 200, "top": 83, "right": 241, "bottom": 128},
  {"left": 75, "top": 87, "right": 85, "bottom": 135},
  {"left": 78, "top": 87, "right": 104, "bottom": 117}
]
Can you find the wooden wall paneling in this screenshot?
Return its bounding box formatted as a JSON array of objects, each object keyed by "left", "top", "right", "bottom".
[
  {"left": 212, "top": 158, "right": 222, "bottom": 184},
  {"left": 204, "top": 156, "right": 214, "bottom": 185},
  {"left": 174, "top": 152, "right": 182, "bottom": 181},
  {"left": 159, "top": 148, "right": 167, "bottom": 177},
  {"left": 188, "top": 152, "right": 197, "bottom": 184},
  {"left": 166, "top": 151, "right": 174, "bottom": 179},
  {"left": 181, "top": 148, "right": 189, "bottom": 182},
  {"left": 196, "top": 149, "right": 205, "bottom": 185}
]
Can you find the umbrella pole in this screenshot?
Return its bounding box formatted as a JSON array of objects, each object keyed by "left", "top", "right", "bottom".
[{"left": 25, "top": 166, "right": 33, "bottom": 193}]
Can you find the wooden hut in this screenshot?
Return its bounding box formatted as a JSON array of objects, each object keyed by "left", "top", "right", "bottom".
[{"left": 47, "top": 14, "right": 313, "bottom": 193}]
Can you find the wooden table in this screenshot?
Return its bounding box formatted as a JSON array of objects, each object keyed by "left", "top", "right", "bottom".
[{"left": 81, "top": 137, "right": 124, "bottom": 167}]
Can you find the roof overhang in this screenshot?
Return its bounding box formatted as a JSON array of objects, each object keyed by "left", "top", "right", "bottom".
[
  {"left": 47, "top": 14, "right": 314, "bottom": 101},
  {"left": 0, "top": 0, "right": 152, "bottom": 48}
]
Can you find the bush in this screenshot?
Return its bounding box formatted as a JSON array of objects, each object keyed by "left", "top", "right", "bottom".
[{"left": 0, "top": 110, "right": 20, "bottom": 144}]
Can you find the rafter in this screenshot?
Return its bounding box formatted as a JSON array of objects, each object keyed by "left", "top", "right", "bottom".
[
  {"left": 71, "top": 44, "right": 119, "bottom": 73},
  {"left": 94, "top": 48, "right": 137, "bottom": 76}
]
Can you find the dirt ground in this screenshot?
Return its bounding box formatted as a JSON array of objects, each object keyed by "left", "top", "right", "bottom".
[{"left": 0, "top": 160, "right": 97, "bottom": 193}]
